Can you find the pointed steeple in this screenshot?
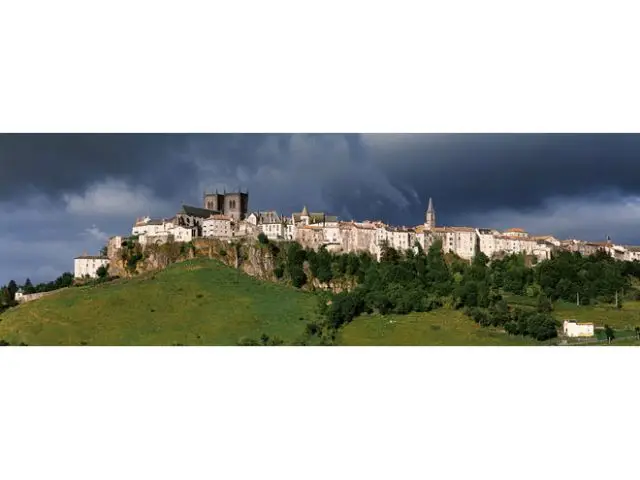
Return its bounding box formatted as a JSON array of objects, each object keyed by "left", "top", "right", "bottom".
[
  {"left": 302, "top": 205, "right": 309, "bottom": 216},
  {"left": 425, "top": 197, "right": 436, "bottom": 229}
]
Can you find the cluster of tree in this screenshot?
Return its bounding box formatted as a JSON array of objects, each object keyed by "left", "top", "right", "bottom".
[
  {"left": 276, "top": 239, "right": 640, "bottom": 342},
  {"left": 258, "top": 236, "right": 372, "bottom": 289},
  {"left": 1, "top": 273, "right": 74, "bottom": 314},
  {"left": 466, "top": 304, "right": 559, "bottom": 341},
  {"left": 267, "top": 242, "right": 309, "bottom": 288},
  {"left": 532, "top": 250, "right": 631, "bottom": 304}
]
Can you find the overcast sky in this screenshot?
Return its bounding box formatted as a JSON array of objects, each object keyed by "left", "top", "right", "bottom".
[{"left": 2, "top": 133, "right": 640, "bottom": 285}]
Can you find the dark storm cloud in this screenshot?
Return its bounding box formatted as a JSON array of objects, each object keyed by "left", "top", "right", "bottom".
[
  {"left": 2, "top": 133, "right": 640, "bottom": 222},
  {"left": 3, "top": 133, "right": 640, "bottom": 286},
  {"left": 0, "top": 134, "right": 199, "bottom": 202},
  {"left": 353, "top": 134, "right": 640, "bottom": 226}
]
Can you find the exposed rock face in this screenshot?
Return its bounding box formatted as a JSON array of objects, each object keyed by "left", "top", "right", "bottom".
[
  {"left": 301, "top": 261, "right": 357, "bottom": 293},
  {"left": 107, "top": 237, "right": 352, "bottom": 294}
]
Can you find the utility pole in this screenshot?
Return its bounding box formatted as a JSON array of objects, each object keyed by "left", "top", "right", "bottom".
[
  {"left": 577, "top": 292, "right": 580, "bottom": 306},
  {"left": 615, "top": 291, "right": 619, "bottom": 308}
]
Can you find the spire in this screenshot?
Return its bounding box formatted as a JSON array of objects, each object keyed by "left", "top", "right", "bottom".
[
  {"left": 302, "top": 205, "right": 309, "bottom": 216},
  {"left": 425, "top": 197, "right": 436, "bottom": 229}
]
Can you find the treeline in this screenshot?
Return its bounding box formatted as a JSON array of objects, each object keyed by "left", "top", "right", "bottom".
[
  {"left": 1, "top": 273, "right": 75, "bottom": 314},
  {"left": 263, "top": 237, "right": 640, "bottom": 342},
  {"left": 259, "top": 235, "right": 373, "bottom": 289}
]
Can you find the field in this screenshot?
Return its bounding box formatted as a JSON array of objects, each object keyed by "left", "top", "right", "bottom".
[
  {"left": 0, "top": 258, "right": 321, "bottom": 346},
  {"left": 4, "top": 258, "right": 640, "bottom": 346},
  {"left": 337, "top": 310, "right": 542, "bottom": 346},
  {"left": 553, "top": 300, "right": 640, "bottom": 330}
]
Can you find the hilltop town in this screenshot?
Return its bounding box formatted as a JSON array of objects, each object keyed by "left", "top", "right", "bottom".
[{"left": 73, "top": 190, "right": 640, "bottom": 279}]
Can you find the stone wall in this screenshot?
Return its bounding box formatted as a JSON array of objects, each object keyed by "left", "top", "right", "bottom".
[{"left": 16, "top": 289, "right": 66, "bottom": 304}]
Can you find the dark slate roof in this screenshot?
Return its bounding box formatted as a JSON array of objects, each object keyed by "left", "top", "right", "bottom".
[
  {"left": 145, "top": 219, "right": 165, "bottom": 226},
  {"left": 258, "top": 211, "right": 281, "bottom": 223},
  {"left": 180, "top": 205, "right": 220, "bottom": 218},
  {"left": 75, "top": 256, "right": 108, "bottom": 260},
  {"left": 293, "top": 212, "right": 338, "bottom": 224}
]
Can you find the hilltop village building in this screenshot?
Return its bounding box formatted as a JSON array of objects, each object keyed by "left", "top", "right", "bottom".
[
  {"left": 92, "top": 191, "right": 640, "bottom": 269},
  {"left": 74, "top": 255, "right": 109, "bottom": 279}
]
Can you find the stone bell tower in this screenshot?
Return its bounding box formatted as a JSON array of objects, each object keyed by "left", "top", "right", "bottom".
[{"left": 425, "top": 197, "right": 436, "bottom": 230}]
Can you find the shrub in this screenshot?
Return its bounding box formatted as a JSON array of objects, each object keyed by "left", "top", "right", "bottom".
[
  {"left": 257, "top": 233, "right": 269, "bottom": 245},
  {"left": 274, "top": 265, "right": 285, "bottom": 279},
  {"left": 96, "top": 265, "right": 109, "bottom": 279}
]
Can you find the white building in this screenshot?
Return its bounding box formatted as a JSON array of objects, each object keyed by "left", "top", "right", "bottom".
[
  {"left": 531, "top": 235, "right": 562, "bottom": 247},
  {"left": 386, "top": 227, "right": 414, "bottom": 253},
  {"left": 563, "top": 320, "right": 595, "bottom": 338},
  {"left": 246, "top": 212, "right": 259, "bottom": 225},
  {"left": 235, "top": 220, "right": 259, "bottom": 237},
  {"left": 74, "top": 255, "right": 109, "bottom": 279},
  {"left": 532, "top": 241, "right": 554, "bottom": 261},
  {"left": 15, "top": 289, "right": 25, "bottom": 302},
  {"left": 260, "top": 222, "right": 284, "bottom": 239},
  {"left": 132, "top": 217, "right": 174, "bottom": 236},
  {"left": 414, "top": 225, "right": 435, "bottom": 253},
  {"left": 476, "top": 229, "right": 499, "bottom": 258},
  {"left": 322, "top": 222, "right": 341, "bottom": 245},
  {"left": 247, "top": 211, "right": 284, "bottom": 239},
  {"left": 285, "top": 220, "right": 296, "bottom": 240},
  {"left": 503, "top": 228, "right": 529, "bottom": 238},
  {"left": 449, "top": 227, "right": 477, "bottom": 259},
  {"left": 168, "top": 225, "right": 197, "bottom": 243},
  {"left": 202, "top": 214, "right": 233, "bottom": 238}
]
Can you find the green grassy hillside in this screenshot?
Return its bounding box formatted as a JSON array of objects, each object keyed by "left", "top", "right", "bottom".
[
  {"left": 0, "top": 258, "right": 321, "bottom": 346},
  {"left": 5, "top": 257, "right": 637, "bottom": 346},
  {"left": 337, "top": 310, "right": 542, "bottom": 346}
]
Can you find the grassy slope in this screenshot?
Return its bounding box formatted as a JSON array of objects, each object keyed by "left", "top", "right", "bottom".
[
  {"left": 0, "top": 258, "right": 320, "bottom": 346},
  {"left": 5, "top": 257, "right": 638, "bottom": 346},
  {"left": 553, "top": 300, "right": 640, "bottom": 330},
  {"left": 338, "top": 310, "right": 541, "bottom": 346}
]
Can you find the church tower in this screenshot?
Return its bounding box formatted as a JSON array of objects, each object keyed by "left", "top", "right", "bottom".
[{"left": 425, "top": 197, "right": 436, "bottom": 230}]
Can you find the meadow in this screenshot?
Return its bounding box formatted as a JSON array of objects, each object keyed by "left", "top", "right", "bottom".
[
  {"left": 337, "top": 310, "right": 542, "bottom": 346},
  {"left": 0, "top": 258, "right": 320, "bottom": 346},
  {"left": 3, "top": 257, "right": 640, "bottom": 346}
]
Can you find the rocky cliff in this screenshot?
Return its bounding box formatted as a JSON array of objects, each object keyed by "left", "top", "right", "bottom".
[{"left": 107, "top": 237, "right": 357, "bottom": 294}]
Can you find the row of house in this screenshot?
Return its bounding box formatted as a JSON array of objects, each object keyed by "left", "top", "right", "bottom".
[{"left": 74, "top": 196, "right": 640, "bottom": 279}]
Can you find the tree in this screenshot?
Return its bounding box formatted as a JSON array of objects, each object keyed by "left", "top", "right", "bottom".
[
  {"left": 23, "top": 278, "right": 35, "bottom": 294},
  {"left": 100, "top": 245, "right": 109, "bottom": 257},
  {"left": 54, "top": 272, "right": 74, "bottom": 289},
  {"left": 7, "top": 280, "right": 17, "bottom": 301},
  {"left": 96, "top": 265, "right": 108, "bottom": 279},
  {"left": 536, "top": 294, "right": 553, "bottom": 313},
  {"left": 604, "top": 324, "right": 615, "bottom": 344},
  {"left": 257, "top": 232, "right": 269, "bottom": 245}
]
